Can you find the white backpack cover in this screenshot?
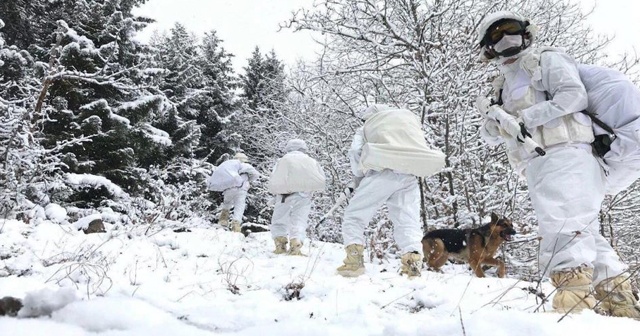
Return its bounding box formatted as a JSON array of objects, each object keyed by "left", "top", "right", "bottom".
[
  {"left": 268, "top": 152, "right": 326, "bottom": 194},
  {"left": 360, "top": 109, "right": 445, "bottom": 177},
  {"left": 206, "top": 160, "right": 245, "bottom": 192},
  {"left": 578, "top": 64, "right": 640, "bottom": 194}
]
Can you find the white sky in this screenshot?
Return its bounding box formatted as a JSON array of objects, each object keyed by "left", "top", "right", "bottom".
[
  {"left": 135, "top": 0, "right": 318, "bottom": 72},
  {"left": 581, "top": 0, "right": 640, "bottom": 56},
  {"left": 135, "top": 0, "right": 640, "bottom": 72}
]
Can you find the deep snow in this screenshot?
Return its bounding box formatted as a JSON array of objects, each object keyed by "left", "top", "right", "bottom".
[{"left": 1, "top": 218, "right": 638, "bottom": 335}]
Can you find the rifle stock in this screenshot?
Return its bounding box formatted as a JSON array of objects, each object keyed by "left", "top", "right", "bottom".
[{"left": 314, "top": 191, "right": 350, "bottom": 229}]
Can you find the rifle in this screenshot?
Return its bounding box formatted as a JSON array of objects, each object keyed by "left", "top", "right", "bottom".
[
  {"left": 314, "top": 186, "right": 354, "bottom": 229},
  {"left": 477, "top": 97, "right": 546, "bottom": 156}
]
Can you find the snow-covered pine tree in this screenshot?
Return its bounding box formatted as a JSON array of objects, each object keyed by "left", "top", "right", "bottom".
[
  {"left": 149, "top": 24, "right": 240, "bottom": 162},
  {"left": 0, "top": 16, "right": 82, "bottom": 220},
  {"left": 0, "top": 1, "right": 235, "bottom": 225},
  {"left": 237, "top": 47, "right": 290, "bottom": 166},
  {"left": 0, "top": 0, "right": 37, "bottom": 50},
  {"left": 147, "top": 25, "right": 241, "bottom": 223},
  {"left": 240, "top": 47, "right": 266, "bottom": 113},
  {"left": 148, "top": 24, "right": 202, "bottom": 160},
  {"left": 0, "top": 1, "right": 174, "bottom": 216},
  {"left": 194, "top": 30, "right": 237, "bottom": 163},
  {"left": 0, "top": 17, "right": 37, "bottom": 217}
]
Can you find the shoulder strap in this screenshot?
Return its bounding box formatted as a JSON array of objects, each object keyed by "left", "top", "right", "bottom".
[
  {"left": 492, "top": 90, "right": 504, "bottom": 106},
  {"left": 581, "top": 110, "right": 616, "bottom": 135}
]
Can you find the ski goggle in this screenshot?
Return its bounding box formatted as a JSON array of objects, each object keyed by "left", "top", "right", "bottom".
[
  {"left": 482, "top": 38, "right": 525, "bottom": 60},
  {"left": 480, "top": 19, "right": 528, "bottom": 48}
]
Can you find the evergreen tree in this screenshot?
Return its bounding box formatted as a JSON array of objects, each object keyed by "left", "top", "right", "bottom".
[
  {"left": 237, "top": 47, "right": 289, "bottom": 166},
  {"left": 261, "top": 50, "right": 288, "bottom": 112},
  {"left": 0, "top": 1, "right": 232, "bottom": 222},
  {"left": 146, "top": 25, "right": 241, "bottom": 222},
  {"left": 17, "top": 1, "right": 175, "bottom": 208},
  {"left": 150, "top": 25, "right": 238, "bottom": 163},
  {"left": 240, "top": 47, "right": 265, "bottom": 111},
  {"left": 149, "top": 24, "right": 203, "bottom": 160},
  {"left": 0, "top": 0, "right": 37, "bottom": 50},
  {"left": 0, "top": 17, "right": 70, "bottom": 218},
  {"left": 194, "top": 30, "right": 237, "bottom": 162}
]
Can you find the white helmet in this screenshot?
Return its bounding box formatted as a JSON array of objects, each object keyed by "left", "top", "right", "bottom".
[
  {"left": 233, "top": 152, "right": 248, "bottom": 163},
  {"left": 476, "top": 11, "right": 538, "bottom": 61},
  {"left": 284, "top": 139, "right": 308, "bottom": 153},
  {"left": 359, "top": 104, "right": 394, "bottom": 121}
]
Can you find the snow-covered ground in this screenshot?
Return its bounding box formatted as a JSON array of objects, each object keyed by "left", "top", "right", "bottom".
[{"left": 1, "top": 218, "right": 638, "bottom": 335}]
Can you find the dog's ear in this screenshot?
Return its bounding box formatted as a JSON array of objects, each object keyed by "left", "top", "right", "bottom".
[{"left": 490, "top": 212, "right": 499, "bottom": 223}]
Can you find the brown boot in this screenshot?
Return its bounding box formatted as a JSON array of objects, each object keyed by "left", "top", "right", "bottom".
[
  {"left": 219, "top": 209, "right": 230, "bottom": 227},
  {"left": 288, "top": 238, "right": 307, "bottom": 256},
  {"left": 594, "top": 274, "right": 640, "bottom": 319},
  {"left": 336, "top": 244, "right": 365, "bottom": 277},
  {"left": 550, "top": 266, "right": 597, "bottom": 314},
  {"left": 400, "top": 252, "right": 422, "bottom": 278},
  {"left": 230, "top": 219, "right": 242, "bottom": 232},
  {"left": 273, "top": 237, "right": 288, "bottom": 254}
]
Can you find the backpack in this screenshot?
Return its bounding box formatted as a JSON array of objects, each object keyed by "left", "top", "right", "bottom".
[
  {"left": 268, "top": 152, "right": 326, "bottom": 194},
  {"left": 206, "top": 160, "right": 245, "bottom": 192},
  {"left": 360, "top": 109, "right": 445, "bottom": 177},
  {"left": 504, "top": 47, "right": 640, "bottom": 194},
  {"left": 577, "top": 64, "right": 640, "bottom": 194}
]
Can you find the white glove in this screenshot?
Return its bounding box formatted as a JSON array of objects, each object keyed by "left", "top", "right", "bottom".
[
  {"left": 482, "top": 104, "right": 528, "bottom": 140},
  {"left": 479, "top": 119, "right": 504, "bottom": 146},
  {"left": 475, "top": 96, "right": 492, "bottom": 116},
  {"left": 482, "top": 119, "right": 501, "bottom": 137},
  {"left": 496, "top": 113, "right": 525, "bottom": 139}
]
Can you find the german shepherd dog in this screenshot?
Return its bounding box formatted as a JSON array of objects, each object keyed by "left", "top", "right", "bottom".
[{"left": 421, "top": 213, "right": 516, "bottom": 278}]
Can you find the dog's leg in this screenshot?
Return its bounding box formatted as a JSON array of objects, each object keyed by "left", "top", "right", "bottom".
[
  {"left": 480, "top": 257, "right": 506, "bottom": 278},
  {"left": 423, "top": 238, "right": 447, "bottom": 272},
  {"left": 469, "top": 255, "right": 485, "bottom": 277},
  {"left": 468, "top": 235, "right": 486, "bottom": 277},
  {"left": 430, "top": 240, "right": 448, "bottom": 272},
  {"left": 498, "top": 259, "right": 506, "bottom": 278},
  {"left": 432, "top": 241, "right": 448, "bottom": 271}
]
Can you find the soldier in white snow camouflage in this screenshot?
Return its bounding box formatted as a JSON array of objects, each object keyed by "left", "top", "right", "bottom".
[
  {"left": 476, "top": 11, "right": 640, "bottom": 318},
  {"left": 207, "top": 152, "right": 259, "bottom": 232}
]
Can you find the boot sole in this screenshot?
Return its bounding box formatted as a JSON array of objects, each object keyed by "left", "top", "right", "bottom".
[
  {"left": 401, "top": 272, "right": 422, "bottom": 278},
  {"left": 337, "top": 268, "right": 365, "bottom": 277}
]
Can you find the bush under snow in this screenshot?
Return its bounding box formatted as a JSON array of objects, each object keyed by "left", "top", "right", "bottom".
[{"left": 18, "top": 287, "right": 78, "bottom": 318}]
